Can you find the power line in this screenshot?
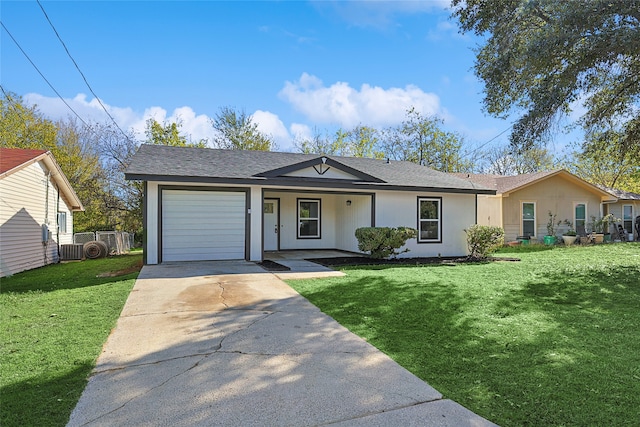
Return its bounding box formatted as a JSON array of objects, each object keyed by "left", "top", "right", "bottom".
[
  {"left": 0, "top": 21, "right": 90, "bottom": 128},
  {"left": 36, "top": 0, "right": 133, "bottom": 143},
  {"left": 463, "top": 123, "right": 514, "bottom": 158}
]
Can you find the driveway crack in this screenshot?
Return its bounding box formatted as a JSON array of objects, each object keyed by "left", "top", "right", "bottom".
[
  {"left": 217, "top": 281, "right": 229, "bottom": 308},
  {"left": 78, "top": 353, "right": 210, "bottom": 426}
]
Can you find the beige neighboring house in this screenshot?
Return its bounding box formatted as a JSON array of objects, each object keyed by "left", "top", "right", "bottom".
[
  {"left": 0, "top": 148, "right": 84, "bottom": 277},
  {"left": 453, "top": 170, "right": 617, "bottom": 242},
  {"left": 601, "top": 187, "right": 640, "bottom": 241}
]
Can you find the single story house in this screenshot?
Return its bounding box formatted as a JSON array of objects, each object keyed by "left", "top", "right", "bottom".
[
  {"left": 602, "top": 187, "right": 640, "bottom": 240},
  {"left": 0, "top": 148, "right": 84, "bottom": 277},
  {"left": 452, "top": 170, "right": 616, "bottom": 242},
  {"left": 125, "top": 145, "right": 495, "bottom": 264}
]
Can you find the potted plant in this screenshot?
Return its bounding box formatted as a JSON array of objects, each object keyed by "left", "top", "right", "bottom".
[
  {"left": 544, "top": 211, "right": 560, "bottom": 245},
  {"left": 561, "top": 219, "right": 577, "bottom": 246},
  {"left": 588, "top": 214, "right": 619, "bottom": 243},
  {"left": 601, "top": 213, "right": 619, "bottom": 242}
]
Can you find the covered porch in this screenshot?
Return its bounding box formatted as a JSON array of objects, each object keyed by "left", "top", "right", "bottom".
[{"left": 261, "top": 190, "right": 374, "bottom": 256}]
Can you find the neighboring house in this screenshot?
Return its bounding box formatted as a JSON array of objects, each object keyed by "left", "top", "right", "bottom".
[
  {"left": 0, "top": 148, "right": 84, "bottom": 277},
  {"left": 124, "top": 144, "right": 495, "bottom": 264},
  {"left": 601, "top": 187, "right": 640, "bottom": 240},
  {"left": 452, "top": 170, "right": 616, "bottom": 242}
]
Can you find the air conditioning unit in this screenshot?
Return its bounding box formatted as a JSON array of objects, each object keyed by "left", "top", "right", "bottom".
[{"left": 60, "top": 244, "right": 84, "bottom": 260}]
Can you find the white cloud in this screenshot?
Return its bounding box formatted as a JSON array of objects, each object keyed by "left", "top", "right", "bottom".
[
  {"left": 279, "top": 73, "right": 443, "bottom": 129},
  {"left": 290, "top": 123, "right": 313, "bottom": 141},
  {"left": 22, "top": 93, "right": 215, "bottom": 144},
  {"left": 251, "top": 110, "right": 292, "bottom": 150}
]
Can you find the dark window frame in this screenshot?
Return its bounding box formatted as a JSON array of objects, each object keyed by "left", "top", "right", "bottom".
[
  {"left": 297, "top": 198, "right": 321, "bottom": 239},
  {"left": 417, "top": 197, "right": 442, "bottom": 244}
]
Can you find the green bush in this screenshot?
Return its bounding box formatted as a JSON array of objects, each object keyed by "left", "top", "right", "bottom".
[
  {"left": 465, "top": 225, "right": 504, "bottom": 259},
  {"left": 355, "top": 226, "right": 417, "bottom": 259}
]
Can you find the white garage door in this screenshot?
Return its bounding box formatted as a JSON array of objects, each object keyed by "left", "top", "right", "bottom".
[{"left": 162, "top": 190, "right": 246, "bottom": 261}]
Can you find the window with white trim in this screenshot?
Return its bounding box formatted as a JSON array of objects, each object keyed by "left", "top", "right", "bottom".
[
  {"left": 57, "top": 212, "right": 67, "bottom": 234},
  {"left": 522, "top": 202, "right": 536, "bottom": 237},
  {"left": 418, "top": 197, "right": 441, "bottom": 243},
  {"left": 298, "top": 199, "right": 320, "bottom": 239},
  {"left": 623, "top": 205, "right": 633, "bottom": 234},
  {"left": 575, "top": 203, "right": 586, "bottom": 235}
]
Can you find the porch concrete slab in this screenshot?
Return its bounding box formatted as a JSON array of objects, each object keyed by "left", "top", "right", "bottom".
[
  {"left": 272, "top": 258, "right": 346, "bottom": 280},
  {"left": 68, "top": 261, "right": 498, "bottom": 427}
]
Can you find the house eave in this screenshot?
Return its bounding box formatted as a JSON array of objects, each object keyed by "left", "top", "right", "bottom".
[{"left": 125, "top": 173, "right": 496, "bottom": 195}]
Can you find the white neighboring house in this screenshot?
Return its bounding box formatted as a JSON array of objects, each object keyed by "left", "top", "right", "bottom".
[
  {"left": 125, "top": 145, "right": 495, "bottom": 264},
  {"left": 0, "top": 148, "right": 84, "bottom": 277}
]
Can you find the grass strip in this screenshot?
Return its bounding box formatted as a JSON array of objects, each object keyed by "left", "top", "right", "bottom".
[
  {"left": 1, "top": 254, "right": 142, "bottom": 427},
  {"left": 288, "top": 244, "right": 640, "bottom": 426}
]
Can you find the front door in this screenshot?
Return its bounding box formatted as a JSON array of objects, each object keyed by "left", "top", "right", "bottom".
[{"left": 263, "top": 199, "right": 279, "bottom": 251}]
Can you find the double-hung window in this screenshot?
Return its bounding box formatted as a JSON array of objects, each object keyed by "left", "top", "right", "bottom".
[
  {"left": 623, "top": 205, "right": 633, "bottom": 234},
  {"left": 575, "top": 203, "right": 586, "bottom": 235},
  {"left": 418, "top": 197, "right": 441, "bottom": 243},
  {"left": 57, "top": 212, "right": 67, "bottom": 234},
  {"left": 298, "top": 199, "right": 320, "bottom": 239},
  {"left": 522, "top": 202, "right": 536, "bottom": 237}
]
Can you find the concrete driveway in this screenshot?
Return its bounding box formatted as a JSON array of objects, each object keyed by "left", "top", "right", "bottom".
[{"left": 68, "top": 261, "right": 497, "bottom": 426}]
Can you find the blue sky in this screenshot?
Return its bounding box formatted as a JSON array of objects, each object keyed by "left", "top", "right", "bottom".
[{"left": 2, "top": 1, "right": 551, "bottom": 154}]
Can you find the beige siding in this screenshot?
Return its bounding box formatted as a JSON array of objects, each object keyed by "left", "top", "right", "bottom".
[
  {"left": 501, "top": 175, "right": 604, "bottom": 242},
  {"left": 0, "top": 160, "right": 74, "bottom": 277},
  {"left": 476, "top": 195, "right": 502, "bottom": 227}
]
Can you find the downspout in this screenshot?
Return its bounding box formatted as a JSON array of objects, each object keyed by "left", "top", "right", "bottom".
[
  {"left": 475, "top": 194, "right": 478, "bottom": 225},
  {"left": 55, "top": 180, "right": 61, "bottom": 263},
  {"left": 43, "top": 172, "right": 50, "bottom": 264}
]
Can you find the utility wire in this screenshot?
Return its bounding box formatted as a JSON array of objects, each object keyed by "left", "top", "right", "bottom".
[
  {"left": 0, "top": 21, "right": 90, "bottom": 128},
  {"left": 36, "top": 0, "right": 133, "bottom": 143},
  {"left": 463, "top": 123, "right": 514, "bottom": 159}
]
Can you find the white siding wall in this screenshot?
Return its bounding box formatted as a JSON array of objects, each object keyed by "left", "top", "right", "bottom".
[
  {"left": 334, "top": 194, "right": 372, "bottom": 253},
  {"left": 262, "top": 190, "right": 372, "bottom": 253},
  {"left": 607, "top": 201, "right": 640, "bottom": 240},
  {"left": 376, "top": 191, "right": 475, "bottom": 257},
  {"left": 0, "top": 161, "right": 73, "bottom": 277},
  {"left": 270, "top": 192, "right": 337, "bottom": 250},
  {"left": 145, "top": 181, "right": 477, "bottom": 263}
]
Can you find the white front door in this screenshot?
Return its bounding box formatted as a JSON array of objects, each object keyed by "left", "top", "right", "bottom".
[{"left": 264, "top": 199, "right": 279, "bottom": 251}]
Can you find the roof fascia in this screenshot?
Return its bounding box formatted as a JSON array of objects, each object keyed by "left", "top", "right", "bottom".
[
  {"left": 41, "top": 152, "right": 84, "bottom": 211},
  {"left": 126, "top": 173, "right": 496, "bottom": 195},
  {"left": 254, "top": 156, "right": 386, "bottom": 183}
]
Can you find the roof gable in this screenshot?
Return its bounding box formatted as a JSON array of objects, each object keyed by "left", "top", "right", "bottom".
[
  {"left": 255, "top": 156, "right": 385, "bottom": 182},
  {"left": 0, "top": 148, "right": 84, "bottom": 211},
  {"left": 454, "top": 170, "right": 615, "bottom": 200},
  {"left": 0, "top": 148, "right": 48, "bottom": 174}
]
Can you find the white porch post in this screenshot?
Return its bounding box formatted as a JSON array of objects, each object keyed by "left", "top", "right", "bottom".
[
  {"left": 146, "top": 182, "right": 159, "bottom": 264},
  {"left": 249, "top": 186, "right": 263, "bottom": 261}
]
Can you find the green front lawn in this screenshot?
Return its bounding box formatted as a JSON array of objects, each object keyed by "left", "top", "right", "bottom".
[
  {"left": 0, "top": 254, "right": 142, "bottom": 427},
  {"left": 288, "top": 244, "right": 640, "bottom": 426}
]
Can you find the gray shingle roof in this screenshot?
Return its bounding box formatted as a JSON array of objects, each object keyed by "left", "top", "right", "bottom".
[
  {"left": 598, "top": 186, "right": 640, "bottom": 200},
  {"left": 125, "top": 144, "right": 494, "bottom": 194},
  {"left": 452, "top": 170, "right": 617, "bottom": 198},
  {"left": 451, "top": 171, "right": 560, "bottom": 194}
]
